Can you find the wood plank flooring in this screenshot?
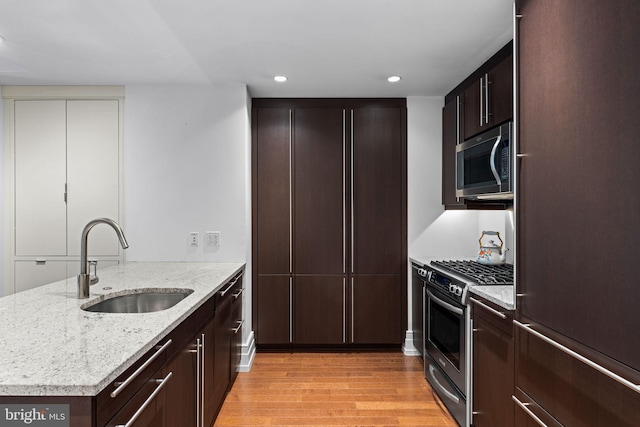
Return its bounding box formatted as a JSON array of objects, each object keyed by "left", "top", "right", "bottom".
[{"left": 214, "top": 352, "right": 458, "bottom": 427}]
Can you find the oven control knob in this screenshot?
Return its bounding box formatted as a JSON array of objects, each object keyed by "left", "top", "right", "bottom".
[{"left": 449, "top": 284, "right": 462, "bottom": 296}]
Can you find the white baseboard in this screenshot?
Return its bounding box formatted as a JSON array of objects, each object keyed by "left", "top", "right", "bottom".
[
  {"left": 238, "top": 330, "right": 256, "bottom": 372},
  {"left": 402, "top": 330, "right": 421, "bottom": 356}
]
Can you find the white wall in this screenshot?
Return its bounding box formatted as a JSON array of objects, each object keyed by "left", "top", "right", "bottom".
[
  {"left": 123, "top": 84, "right": 249, "bottom": 263},
  {"left": 0, "top": 88, "right": 3, "bottom": 297}
]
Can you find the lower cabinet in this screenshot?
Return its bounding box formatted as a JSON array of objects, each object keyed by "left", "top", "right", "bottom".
[
  {"left": 514, "top": 319, "right": 640, "bottom": 427},
  {"left": 256, "top": 274, "right": 403, "bottom": 346},
  {"left": 105, "top": 367, "right": 169, "bottom": 427},
  {"left": 470, "top": 296, "right": 514, "bottom": 427},
  {"left": 104, "top": 270, "right": 244, "bottom": 427}
]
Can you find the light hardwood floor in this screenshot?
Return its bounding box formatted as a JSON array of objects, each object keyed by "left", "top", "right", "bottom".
[{"left": 214, "top": 352, "right": 458, "bottom": 427}]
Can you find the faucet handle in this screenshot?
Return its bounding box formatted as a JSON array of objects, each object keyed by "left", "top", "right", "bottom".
[{"left": 88, "top": 260, "right": 99, "bottom": 285}]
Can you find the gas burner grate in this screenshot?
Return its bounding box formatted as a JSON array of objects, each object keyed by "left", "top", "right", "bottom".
[{"left": 431, "top": 260, "right": 514, "bottom": 285}]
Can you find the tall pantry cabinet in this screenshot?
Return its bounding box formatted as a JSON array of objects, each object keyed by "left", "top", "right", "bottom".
[
  {"left": 514, "top": 1, "right": 640, "bottom": 425},
  {"left": 252, "top": 99, "right": 407, "bottom": 347},
  {"left": 3, "top": 86, "right": 124, "bottom": 295}
]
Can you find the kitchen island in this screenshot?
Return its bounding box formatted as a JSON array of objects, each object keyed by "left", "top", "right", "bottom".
[{"left": 0, "top": 262, "right": 245, "bottom": 426}]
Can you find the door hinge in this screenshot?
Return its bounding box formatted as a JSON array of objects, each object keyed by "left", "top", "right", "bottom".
[{"left": 64, "top": 183, "right": 68, "bottom": 203}]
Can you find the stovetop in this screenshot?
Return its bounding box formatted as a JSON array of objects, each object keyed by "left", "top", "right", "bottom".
[{"left": 430, "top": 260, "right": 514, "bottom": 285}]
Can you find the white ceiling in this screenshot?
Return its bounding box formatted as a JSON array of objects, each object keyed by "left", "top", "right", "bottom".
[{"left": 0, "top": 0, "right": 514, "bottom": 98}]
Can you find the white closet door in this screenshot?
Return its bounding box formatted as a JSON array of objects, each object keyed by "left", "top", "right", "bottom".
[
  {"left": 14, "top": 100, "right": 67, "bottom": 256},
  {"left": 66, "top": 100, "right": 120, "bottom": 256}
]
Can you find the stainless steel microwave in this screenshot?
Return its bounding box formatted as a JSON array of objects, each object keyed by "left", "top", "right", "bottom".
[{"left": 456, "top": 122, "right": 513, "bottom": 200}]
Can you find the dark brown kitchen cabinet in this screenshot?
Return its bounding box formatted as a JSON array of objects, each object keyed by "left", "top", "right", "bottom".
[
  {"left": 293, "top": 107, "right": 345, "bottom": 275},
  {"left": 470, "top": 297, "right": 514, "bottom": 427},
  {"left": 252, "top": 99, "right": 407, "bottom": 348},
  {"left": 463, "top": 52, "right": 513, "bottom": 140},
  {"left": 105, "top": 367, "right": 168, "bottom": 427},
  {"left": 515, "top": 0, "right": 640, "bottom": 425},
  {"left": 516, "top": 0, "right": 640, "bottom": 375},
  {"left": 294, "top": 276, "right": 345, "bottom": 344},
  {"left": 513, "top": 321, "right": 640, "bottom": 427},
  {"left": 255, "top": 275, "right": 291, "bottom": 345},
  {"left": 441, "top": 96, "right": 464, "bottom": 208},
  {"left": 351, "top": 275, "right": 402, "bottom": 344},
  {"left": 351, "top": 107, "right": 404, "bottom": 275}
]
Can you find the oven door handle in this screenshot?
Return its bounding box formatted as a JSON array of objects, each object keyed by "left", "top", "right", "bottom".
[
  {"left": 428, "top": 364, "right": 460, "bottom": 404},
  {"left": 427, "top": 289, "right": 464, "bottom": 316}
]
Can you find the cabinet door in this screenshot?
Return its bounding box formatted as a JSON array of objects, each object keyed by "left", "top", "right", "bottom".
[
  {"left": 351, "top": 275, "right": 402, "bottom": 344},
  {"left": 255, "top": 275, "right": 291, "bottom": 345},
  {"left": 411, "top": 268, "right": 424, "bottom": 357},
  {"left": 516, "top": 0, "right": 640, "bottom": 371},
  {"left": 463, "top": 78, "right": 483, "bottom": 140},
  {"left": 163, "top": 343, "right": 197, "bottom": 427},
  {"left": 351, "top": 107, "right": 404, "bottom": 275},
  {"left": 67, "top": 100, "right": 120, "bottom": 256},
  {"left": 487, "top": 55, "right": 513, "bottom": 128},
  {"left": 230, "top": 286, "right": 243, "bottom": 386},
  {"left": 472, "top": 308, "right": 514, "bottom": 427},
  {"left": 293, "top": 276, "right": 345, "bottom": 344},
  {"left": 200, "top": 317, "right": 217, "bottom": 427},
  {"left": 293, "top": 108, "right": 345, "bottom": 274},
  {"left": 442, "top": 97, "right": 465, "bottom": 208},
  {"left": 14, "top": 100, "right": 67, "bottom": 256},
  {"left": 255, "top": 108, "right": 291, "bottom": 275},
  {"left": 213, "top": 297, "right": 232, "bottom": 419}
]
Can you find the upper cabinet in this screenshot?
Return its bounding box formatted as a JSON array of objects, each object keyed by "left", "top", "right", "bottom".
[
  {"left": 463, "top": 54, "right": 513, "bottom": 140},
  {"left": 442, "top": 42, "right": 513, "bottom": 209},
  {"left": 3, "top": 86, "right": 124, "bottom": 294}
]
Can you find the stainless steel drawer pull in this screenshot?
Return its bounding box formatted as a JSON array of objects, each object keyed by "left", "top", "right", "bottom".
[
  {"left": 232, "top": 320, "right": 245, "bottom": 334},
  {"left": 220, "top": 272, "right": 244, "bottom": 297},
  {"left": 110, "top": 339, "right": 172, "bottom": 398},
  {"left": 512, "top": 395, "right": 547, "bottom": 427},
  {"left": 115, "top": 371, "right": 173, "bottom": 427},
  {"left": 232, "top": 287, "right": 244, "bottom": 300},
  {"left": 513, "top": 320, "right": 640, "bottom": 394},
  {"left": 470, "top": 297, "right": 506, "bottom": 319}
]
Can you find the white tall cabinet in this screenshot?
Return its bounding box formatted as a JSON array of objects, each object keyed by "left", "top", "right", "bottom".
[{"left": 3, "top": 86, "right": 124, "bottom": 295}]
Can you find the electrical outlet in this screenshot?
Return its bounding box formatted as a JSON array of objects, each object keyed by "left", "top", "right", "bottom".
[
  {"left": 190, "top": 232, "right": 199, "bottom": 247},
  {"left": 206, "top": 231, "right": 220, "bottom": 247}
]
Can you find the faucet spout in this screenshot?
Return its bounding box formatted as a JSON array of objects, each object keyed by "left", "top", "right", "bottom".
[{"left": 78, "top": 218, "right": 129, "bottom": 299}]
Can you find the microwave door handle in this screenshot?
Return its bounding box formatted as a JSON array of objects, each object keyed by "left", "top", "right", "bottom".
[{"left": 489, "top": 134, "right": 503, "bottom": 188}]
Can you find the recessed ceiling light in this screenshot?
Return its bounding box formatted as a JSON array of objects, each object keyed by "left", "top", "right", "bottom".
[
  {"left": 274, "top": 75, "right": 288, "bottom": 82},
  {"left": 387, "top": 76, "right": 401, "bottom": 83}
]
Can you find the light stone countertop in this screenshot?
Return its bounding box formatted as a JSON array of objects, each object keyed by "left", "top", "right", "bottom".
[{"left": 0, "top": 262, "right": 245, "bottom": 397}]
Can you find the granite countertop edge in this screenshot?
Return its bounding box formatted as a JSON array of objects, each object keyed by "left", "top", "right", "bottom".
[{"left": 0, "top": 261, "right": 245, "bottom": 397}]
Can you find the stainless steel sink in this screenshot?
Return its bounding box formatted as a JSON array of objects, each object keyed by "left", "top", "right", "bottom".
[{"left": 82, "top": 289, "right": 194, "bottom": 313}]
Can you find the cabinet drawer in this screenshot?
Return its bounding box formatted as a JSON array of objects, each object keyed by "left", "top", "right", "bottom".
[
  {"left": 96, "top": 339, "right": 171, "bottom": 426},
  {"left": 104, "top": 367, "right": 171, "bottom": 427},
  {"left": 471, "top": 296, "right": 513, "bottom": 336},
  {"left": 515, "top": 321, "right": 640, "bottom": 426}
]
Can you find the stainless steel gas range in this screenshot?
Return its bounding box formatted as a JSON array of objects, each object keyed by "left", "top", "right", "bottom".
[{"left": 414, "top": 260, "right": 514, "bottom": 427}]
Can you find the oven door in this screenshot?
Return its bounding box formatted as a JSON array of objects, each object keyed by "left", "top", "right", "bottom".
[{"left": 425, "top": 286, "right": 466, "bottom": 395}]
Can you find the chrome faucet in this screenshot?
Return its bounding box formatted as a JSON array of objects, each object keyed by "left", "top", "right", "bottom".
[{"left": 78, "top": 218, "right": 129, "bottom": 299}]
